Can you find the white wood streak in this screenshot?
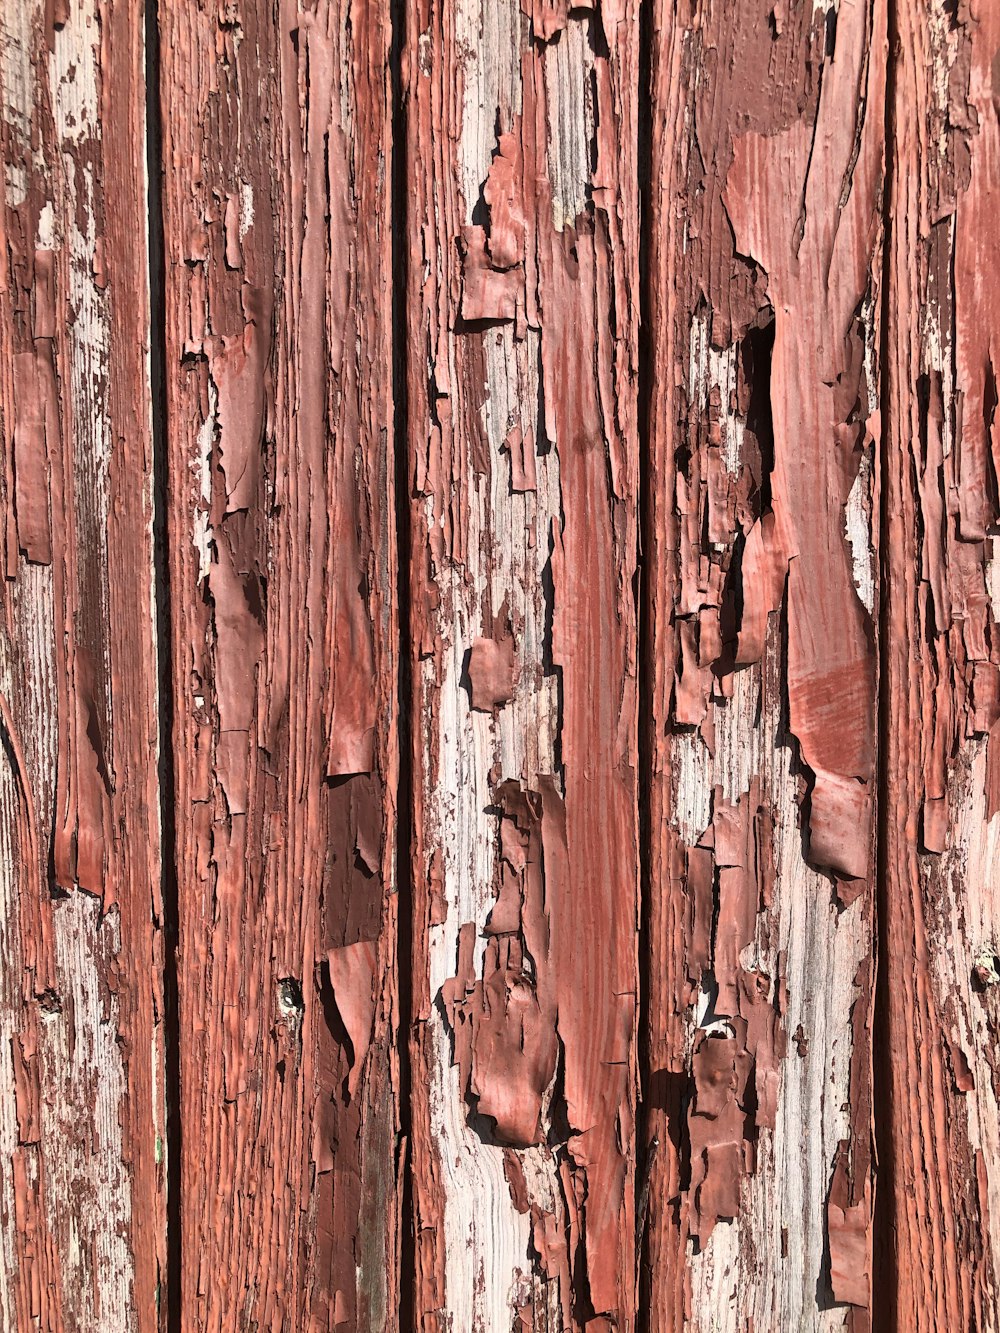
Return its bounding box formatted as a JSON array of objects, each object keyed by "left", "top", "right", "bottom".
[
  {"left": 846, "top": 446, "right": 875, "bottom": 615},
  {"left": 683, "top": 643, "right": 867, "bottom": 1331},
  {"left": 0, "top": 3, "right": 136, "bottom": 1321},
  {"left": 0, "top": 708, "right": 25, "bottom": 1330},
  {"left": 52, "top": 1, "right": 113, "bottom": 687},
  {"left": 675, "top": 312, "right": 871, "bottom": 1328},
  {"left": 0, "top": 6, "right": 58, "bottom": 1320},
  {"left": 931, "top": 741, "right": 1000, "bottom": 1314},
  {"left": 424, "top": 339, "right": 563, "bottom": 1327},
  {"left": 42, "top": 897, "right": 132, "bottom": 1330},
  {"left": 544, "top": 17, "right": 593, "bottom": 230}
]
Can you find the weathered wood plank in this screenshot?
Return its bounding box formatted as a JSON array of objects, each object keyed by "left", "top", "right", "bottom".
[
  {"left": 158, "top": 1, "right": 400, "bottom": 1327},
  {"left": 11, "top": 3, "right": 1000, "bottom": 1326},
  {"left": 405, "top": 0, "right": 641, "bottom": 1327},
  {"left": 644, "top": 2, "right": 886, "bottom": 1327},
  {"left": 0, "top": 1, "right": 166, "bottom": 1328},
  {"left": 881, "top": 1, "right": 1000, "bottom": 1324}
]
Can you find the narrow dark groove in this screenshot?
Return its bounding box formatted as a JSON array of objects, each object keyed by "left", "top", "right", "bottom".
[
  {"left": 388, "top": 0, "right": 416, "bottom": 1325},
  {"left": 872, "top": 0, "right": 899, "bottom": 1327},
  {"left": 144, "top": 4, "right": 182, "bottom": 1329},
  {"left": 635, "top": 0, "right": 655, "bottom": 1325}
]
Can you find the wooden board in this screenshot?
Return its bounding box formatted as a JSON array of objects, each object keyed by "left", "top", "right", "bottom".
[
  {"left": 881, "top": 0, "right": 1000, "bottom": 1325},
  {"left": 3, "top": 2, "right": 1000, "bottom": 1329},
  {"left": 0, "top": 1, "right": 165, "bottom": 1328},
  {"left": 158, "top": 1, "right": 400, "bottom": 1328},
  {"left": 404, "top": 1, "right": 640, "bottom": 1326},
  {"left": 644, "top": 2, "right": 886, "bottom": 1327}
]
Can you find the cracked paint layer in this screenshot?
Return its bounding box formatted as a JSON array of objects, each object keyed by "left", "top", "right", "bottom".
[
  {"left": 881, "top": 1, "right": 1000, "bottom": 1326},
  {"left": 644, "top": 1, "right": 885, "bottom": 1327},
  {"left": 0, "top": 0, "right": 165, "bottom": 1327},
  {"left": 8, "top": 2, "right": 1000, "bottom": 1329},
  {"left": 158, "top": 1, "right": 400, "bottom": 1328},
  {"left": 406, "top": 0, "right": 640, "bottom": 1326}
]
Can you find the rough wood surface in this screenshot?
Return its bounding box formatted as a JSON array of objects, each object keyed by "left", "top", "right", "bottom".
[
  {"left": 881, "top": 0, "right": 1000, "bottom": 1325},
  {"left": 158, "top": 1, "right": 400, "bottom": 1328},
  {"left": 404, "top": 1, "right": 640, "bottom": 1327},
  {"left": 5, "top": 2, "right": 1000, "bottom": 1328},
  {"left": 644, "top": 2, "right": 886, "bottom": 1328},
  {"left": 0, "top": 1, "right": 165, "bottom": 1328}
]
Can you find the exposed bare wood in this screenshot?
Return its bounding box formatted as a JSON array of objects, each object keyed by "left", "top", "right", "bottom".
[
  {"left": 0, "top": 1, "right": 165, "bottom": 1327},
  {"left": 881, "top": 0, "right": 1000, "bottom": 1325},
  {"left": 404, "top": 0, "right": 640, "bottom": 1327},
  {"left": 6, "top": 4, "right": 1000, "bottom": 1328},
  {"left": 158, "top": 1, "right": 400, "bottom": 1327},
  {"left": 644, "top": 2, "right": 886, "bottom": 1327}
]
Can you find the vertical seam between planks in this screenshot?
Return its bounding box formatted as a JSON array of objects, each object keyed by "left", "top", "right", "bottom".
[
  {"left": 636, "top": 0, "right": 656, "bottom": 1326},
  {"left": 144, "top": 2, "right": 182, "bottom": 1328},
  {"left": 873, "top": 0, "right": 899, "bottom": 1324},
  {"left": 389, "top": 0, "right": 416, "bottom": 1324}
]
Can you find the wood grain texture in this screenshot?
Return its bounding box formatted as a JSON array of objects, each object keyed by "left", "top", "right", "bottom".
[
  {"left": 404, "top": 0, "right": 640, "bottom": 1327},
  {"left": 7, "top": 2, "right": 1000, "bottom": 1327},
  {"left": 881, "top": 0, "right": 1000, "bottom": 1325},
  {"left": 0, "top": 1, "right": 165, "bottom": 1329},
  {"left": 644, "top": 2, "right": 886, "bottom": 1327},
  {"left": 158, "top": 1, "right": 400, "bottom": 1328}
]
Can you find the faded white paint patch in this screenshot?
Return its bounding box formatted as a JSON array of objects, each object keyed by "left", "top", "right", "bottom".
[
  {"left": 424, "top": 333, "right": 565, "bottom": 1324},
  {"left": 240, "top": 182, "right": 254, "bottom": 239},
  {"left": 0, "top": 6, "right": 33, "bottom": 156},
  {"left": 52, "top": 3, "right": 113, "bottom": 689},
  {"left": 930, "top": 741, "right": 1000, "bottom": 1289},
  {"left": 846, "top": 293, "right": 879, "bottom": 617},
  {"left": 41, "top": 897, "right": 132, "bottom": 1331},
  {"left": 687, "top": 617, "right": 869, "bottom": 1333},
  {"left": 193, "top": 381, "right": 218, "bottom": 583},
  {"left": 0, "top": 563, "right": 58, "bottom": 1318},
  {"left": 456, "top": 0, "right": 523, "bottom": 223},
  {"left": 423, "top": 317, "right": 563, "bottom": 1326},
  {"left": 51, "top": 7, "right": 100, "bottom": 146},
  {"left": 688, "top": 310, "right": 744, "bottom": 484},
  {"left": 845, "top": 445, "right": 875, "bottom": 614},
  {"left": 714, "top": 662, "right": 765, "bottom": 803},
  {"left": 671, "top": 730, "right": 713, "bottom": 845},
  {"left": 36, "top": 200, "right": 56, "bottom": 248},
  {"left": 0, "top": 712, "right": 25, "bottom": 1330},
  {"left": 487, "top": 328, "right": 561, "bottom": 780},
  {"left": 40, "top": 8, "right": 133, "bottom": 1324},
  {"left": 425, "top": 561, "right": 535, "bottom": 1329},
  {"left": 987, "top": 539, "right": 1000, "bottom": 622},
  {"left": 1, "top": 4, "right": 36, "bottom": 210},
  {"left": 543, "top": 16, "right": 594, "bottom": 230},
  {"left": 688, "top": 307, "right": 710, "bottom": 409}
]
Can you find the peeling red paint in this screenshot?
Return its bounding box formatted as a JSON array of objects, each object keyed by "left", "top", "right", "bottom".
[
  {"left": 0, "top": 1, "right": 166, "bottom": 1326},
  {"left": 407, "top": 0, "right": 639, "bottom": 1325},
  {"left": 466, "top": 633, "right": 517, "bottom": 712},
  {"left": 645, "top": 0, "right": 884, "bottom": 1325},
  {"left": 5, "top": 2, "right": 1000, "bottom": 1328},
  {"left": 881, "top": 1, "right": 1000, "bottom": 1326},
  {"left": 160, "top": 1, "right": 399, "bottom": 1328}
]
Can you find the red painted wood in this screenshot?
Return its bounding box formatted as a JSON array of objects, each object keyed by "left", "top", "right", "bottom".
[
  {"left": 0, "top": 2, "right": 165, "bottom": 1326},
  {"left": 158, "top": 2, "right": 400, "bottom": 1328},
  {"left": 1, "top": 4, "right": 998, "bottom": 1329},
  {"left": 404, "top": 1, "right": 641, "bottom": 1326}
]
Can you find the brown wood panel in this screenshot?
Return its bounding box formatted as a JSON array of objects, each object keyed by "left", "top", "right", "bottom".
[
  {"left": 404, "top": 0, "right": 641, "bottom": 1327},
  {"left": 158, "top": 1, "right": 399, "bottom": 1328},
  {"left": 881, "top": 0, "right": 1000, "bottom": 1325},
  {"left": 0, "top": 1, "right": 165, "bottom": 1328},
  {"left": 644, "top": 1, "right": 887, "bottom": 1327}
]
